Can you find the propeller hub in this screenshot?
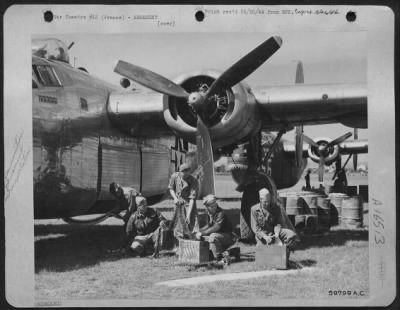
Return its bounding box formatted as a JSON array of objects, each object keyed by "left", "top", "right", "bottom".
[
  {"left": 188, "top": 92, "right": 205, "bottom": 111},
  {"left": 318, "top": 144, "right": 328, "bottom": 156}
]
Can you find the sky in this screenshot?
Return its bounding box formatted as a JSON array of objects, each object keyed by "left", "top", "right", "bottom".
[{"left": 35, "top": 32, "right": 368, "bottom": 164}]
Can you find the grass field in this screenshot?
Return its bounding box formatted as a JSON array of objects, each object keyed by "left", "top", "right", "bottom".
[{"left": 35, "top": 173, "right": 369, "bottom": 303}]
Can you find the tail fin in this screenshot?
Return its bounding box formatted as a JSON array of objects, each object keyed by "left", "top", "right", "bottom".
[{"left": 294, "top": 61, "right": 304, "bottom": 167}]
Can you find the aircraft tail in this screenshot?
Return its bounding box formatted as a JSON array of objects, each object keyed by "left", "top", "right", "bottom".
[{"left": 294, "top": 61, "right": 304, "bottom": 167}]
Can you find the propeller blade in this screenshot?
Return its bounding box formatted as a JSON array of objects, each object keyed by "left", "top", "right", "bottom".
[
  {"left": 327, "top": 132, "right": 352, "bottom": 147},
  {"left": 114, "top": 60, "right": 189, "bottom": 98},
  {"left": 206, "top": 36, "right": 282, "bottom": 99},
  {"left": 318, "top": 156, "right": 325, "bottom": 182},
  {"left": 295, "top": 126, "right": 304, "bottom": 167},
  {"left": 303, "top": 134, "right": 319, "bottom": 148},
  {"left": 196, "top": 117, "right": 215, "bottom": 198}
]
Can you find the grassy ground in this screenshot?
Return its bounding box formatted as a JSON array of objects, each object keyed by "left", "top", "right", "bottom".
[
  {"left": 35, "top": 220, "right": 368, "bottom": 300},
  {"left": 35, "top": 173, "right": 369, "bottom": 301}
]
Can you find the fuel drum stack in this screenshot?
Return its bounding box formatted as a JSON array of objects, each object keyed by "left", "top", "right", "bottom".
[
  {"left": 316, "top": 196, "right": 331, "bottom": 230},
  {"left": 328, "top": 193, "right": 349, "bottom": 226},
  {"left": 283, "top": 193, "right": 303, "bottom": 229},
  {"left": 298, "top": 194, "right": 320, "bottom": 233},
  {"left": 341, "top": 196, "right": 363, "bottom": 228}
]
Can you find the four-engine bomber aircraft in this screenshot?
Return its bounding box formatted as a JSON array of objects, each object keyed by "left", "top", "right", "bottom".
[{"left": 32, "top": 36, "right": 367, "bottom": 222}]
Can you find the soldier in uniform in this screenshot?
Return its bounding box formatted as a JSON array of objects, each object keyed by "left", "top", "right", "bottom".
[
  {"left": 109, "top": 182, "right": 141, "bottom": 224},
  {"left": 195, "top": 195, "right": 236, "bottom": 262},
  {"left": 305, "top": 169, "right": 311, "bottom": 190},
  {"left": 125, "top": 196, "right": 168, "bottom": 256},
  {"left": 168, "top": 163, "right": 200, "bottom": 239},
  {"left": 250, "top": 188, "right": 297, "bottom": 249}
]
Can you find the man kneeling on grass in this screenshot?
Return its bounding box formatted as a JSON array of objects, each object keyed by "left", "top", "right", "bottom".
[
  {"left": 195, "top": 194, "right": 236, "bottom": 264},
  {"left": 251, "top": 188, "right": 297, "bottom": 249},
  {"left": 125, "top": 196, "right": 168, "bottom": 257}
]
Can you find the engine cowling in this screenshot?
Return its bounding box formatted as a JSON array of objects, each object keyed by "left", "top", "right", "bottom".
[
  {"left": 307, "top": 137, "right": 340, "bottom": 165},
  {"left": 163, "top": 70, "right": 261, "bottom": 148}
]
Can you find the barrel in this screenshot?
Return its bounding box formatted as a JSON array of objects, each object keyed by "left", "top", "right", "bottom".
[
  {"left": 358, "top": 185, "right": 368, "bottom": 202},
  {"left": 278, "top": 195, "right": 287, "bottom": 211},
  {"left": 294, "top": 215, "right": 306, "bottom": 231},
  {"left": 346, "top": 185, "right": 358, "bottom": 196},
  {"left": 328, "top": 193, "right": 349, "bottom": 226},
  {"left": 285, "top": 194, "right": 304, "bottom": 216},
  {"left": 317, "top": 197, "right": 331, "bottom": 228},
  {"left": 300, "top": 194, "right": 320, "bottom": 215},
  {"left": 324, "top": 185, "right": 335, "bottom": 195},
  {"left": 341, "top": 196, "right": 363, "bottom": 228},
  {"left": 304, "top": 214, "right": 318, "bottom": 233}
]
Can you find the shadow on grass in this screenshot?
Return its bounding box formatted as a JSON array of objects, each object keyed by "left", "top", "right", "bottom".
[
  {"left": 35, "top": 209, "right": 367, "bottom": 273},
  {"left": 296, "top": 229, "right": 368, "bottom": 250},
  {"left": 288, "top": 259, "right": 317, "bottom": 269},
  {"left": 35, "top": 224, "right": 126, "bottom": 273}
]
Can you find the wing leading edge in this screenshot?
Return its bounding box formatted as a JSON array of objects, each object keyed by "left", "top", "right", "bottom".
[{"left": 254, "top": 83, "right": 367, "bottom": 130}]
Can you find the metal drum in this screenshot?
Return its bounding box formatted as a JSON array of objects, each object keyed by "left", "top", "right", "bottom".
[
  {"left": 341, "top": 196, "right": 363, "bottom": 228},
  {"left": 285, "top": 194, "right": 304, "bottom": 216},
  {"left": 346, "top": 185, "right": 358, "bottom": 196},
  {"left": 358, "top": 185, "right": 368, "bottom": 202},
  {"left": 300, "top": 194, "right": 319, "bottom": 215},
  {"left": 283, "top": 194, "right": 303, "bottom": 227},
  {"left": 304, "top": 214, "right": 318, "bottom": 234},
  {"left": 278, "top": 194, "right": 287, "bottom": 211},
  {"left": 324, "top": 185, "right": 334, "bottom": 195},
  {"left": 317, "top": 197, "right": 331, "bottom": 228},
  {"left": 294, "top": 215, "right": 306, "bottom": 231},
  {"left": 328, "top": 193, "right": 349, "bottom": 226}
]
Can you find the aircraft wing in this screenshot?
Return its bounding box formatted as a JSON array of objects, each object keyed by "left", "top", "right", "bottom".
[
  {"left": 283, "top": 139, "right": 368, "bottom": 156},
  {"left": 254, "top": 83, "right": 367, "bottom": 130}
]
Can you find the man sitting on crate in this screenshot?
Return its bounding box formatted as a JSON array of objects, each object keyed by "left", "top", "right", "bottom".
[
  {"left": 251, "top": 188, "right": 297, "bottom": 249},
  {"left": 125, "top": 196, "right": 168, "bottom": 257},
  {"left": 195, "top": 194, "right": 236, "bottom": 263}
]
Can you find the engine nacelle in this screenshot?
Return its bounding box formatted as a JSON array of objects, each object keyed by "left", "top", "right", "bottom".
[
  {"left": 163, "top": 70, "right": 261, "bottom": 148},
  {"left": 307, "top": 137, "right": 340, "bottom": 165}
]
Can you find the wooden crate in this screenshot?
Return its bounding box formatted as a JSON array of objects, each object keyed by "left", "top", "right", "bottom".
[
  {"left": 178, "top": 239, "right": 210, "bottom": 264},
  {"left": 255, "top": 244, "right": 288, "bottom": 270}
]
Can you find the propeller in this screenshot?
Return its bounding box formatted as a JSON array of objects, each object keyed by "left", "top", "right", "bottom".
[
  {"left": 113, "top": 36, "right": 282, "bottom": 195},
  {"left": 114, "top": 36, "right": 282, "bottom": 117},
  {"left": 304, "top": 132, "right": 352, "bottom": 182},
  {"left": 114, "top": 60, "right": 189, "bottom": 98},
  {"left": 196, "top": 117, "right": 216, "bottom": 198}
]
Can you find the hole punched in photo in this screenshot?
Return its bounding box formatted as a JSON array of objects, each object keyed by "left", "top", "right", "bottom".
[
  {"left": 43, "top": 10, "right": 54, "bottom": 22},
  {"left": 195, "top": 10, "right": 205, "bottom": 22},
  {"left": 346, "top": 11, "right": 357, "bottom": 22}
]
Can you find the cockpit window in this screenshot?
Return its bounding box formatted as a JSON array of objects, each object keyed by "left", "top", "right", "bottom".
[{"left": 32, "top": 65, "right": 62, "bottom": 87}]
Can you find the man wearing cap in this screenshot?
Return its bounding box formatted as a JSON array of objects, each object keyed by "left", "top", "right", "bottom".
[
  {"left": 168, "top": 163, "right": 199, "bottom": 238},
  {"left": 109, "top": 182, "right": 141, "bottom": 224},
  {"left": 250, "top": 188, "right": 297, "bottom": 249},
  {"left": 125, "top": 196, "right": 168, "bottom": 256},
  {"left": 195, "top": 194, "right": 235, "bottom": 262}
]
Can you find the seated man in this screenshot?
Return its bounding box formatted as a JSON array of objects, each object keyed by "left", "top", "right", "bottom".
[
  {"left": 250, "top": 188, "right": 297, "bottom": 249},
  {"left": 125, "top": 196, "right": 168, "bottom": 256},
  {"left": 195, "top": 194, "right": 235, "bottom": 262}
]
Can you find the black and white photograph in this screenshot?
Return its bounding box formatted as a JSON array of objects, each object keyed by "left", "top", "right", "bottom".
[{"left": 3, "top": 5, "right": 396, "bottom": 307}]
